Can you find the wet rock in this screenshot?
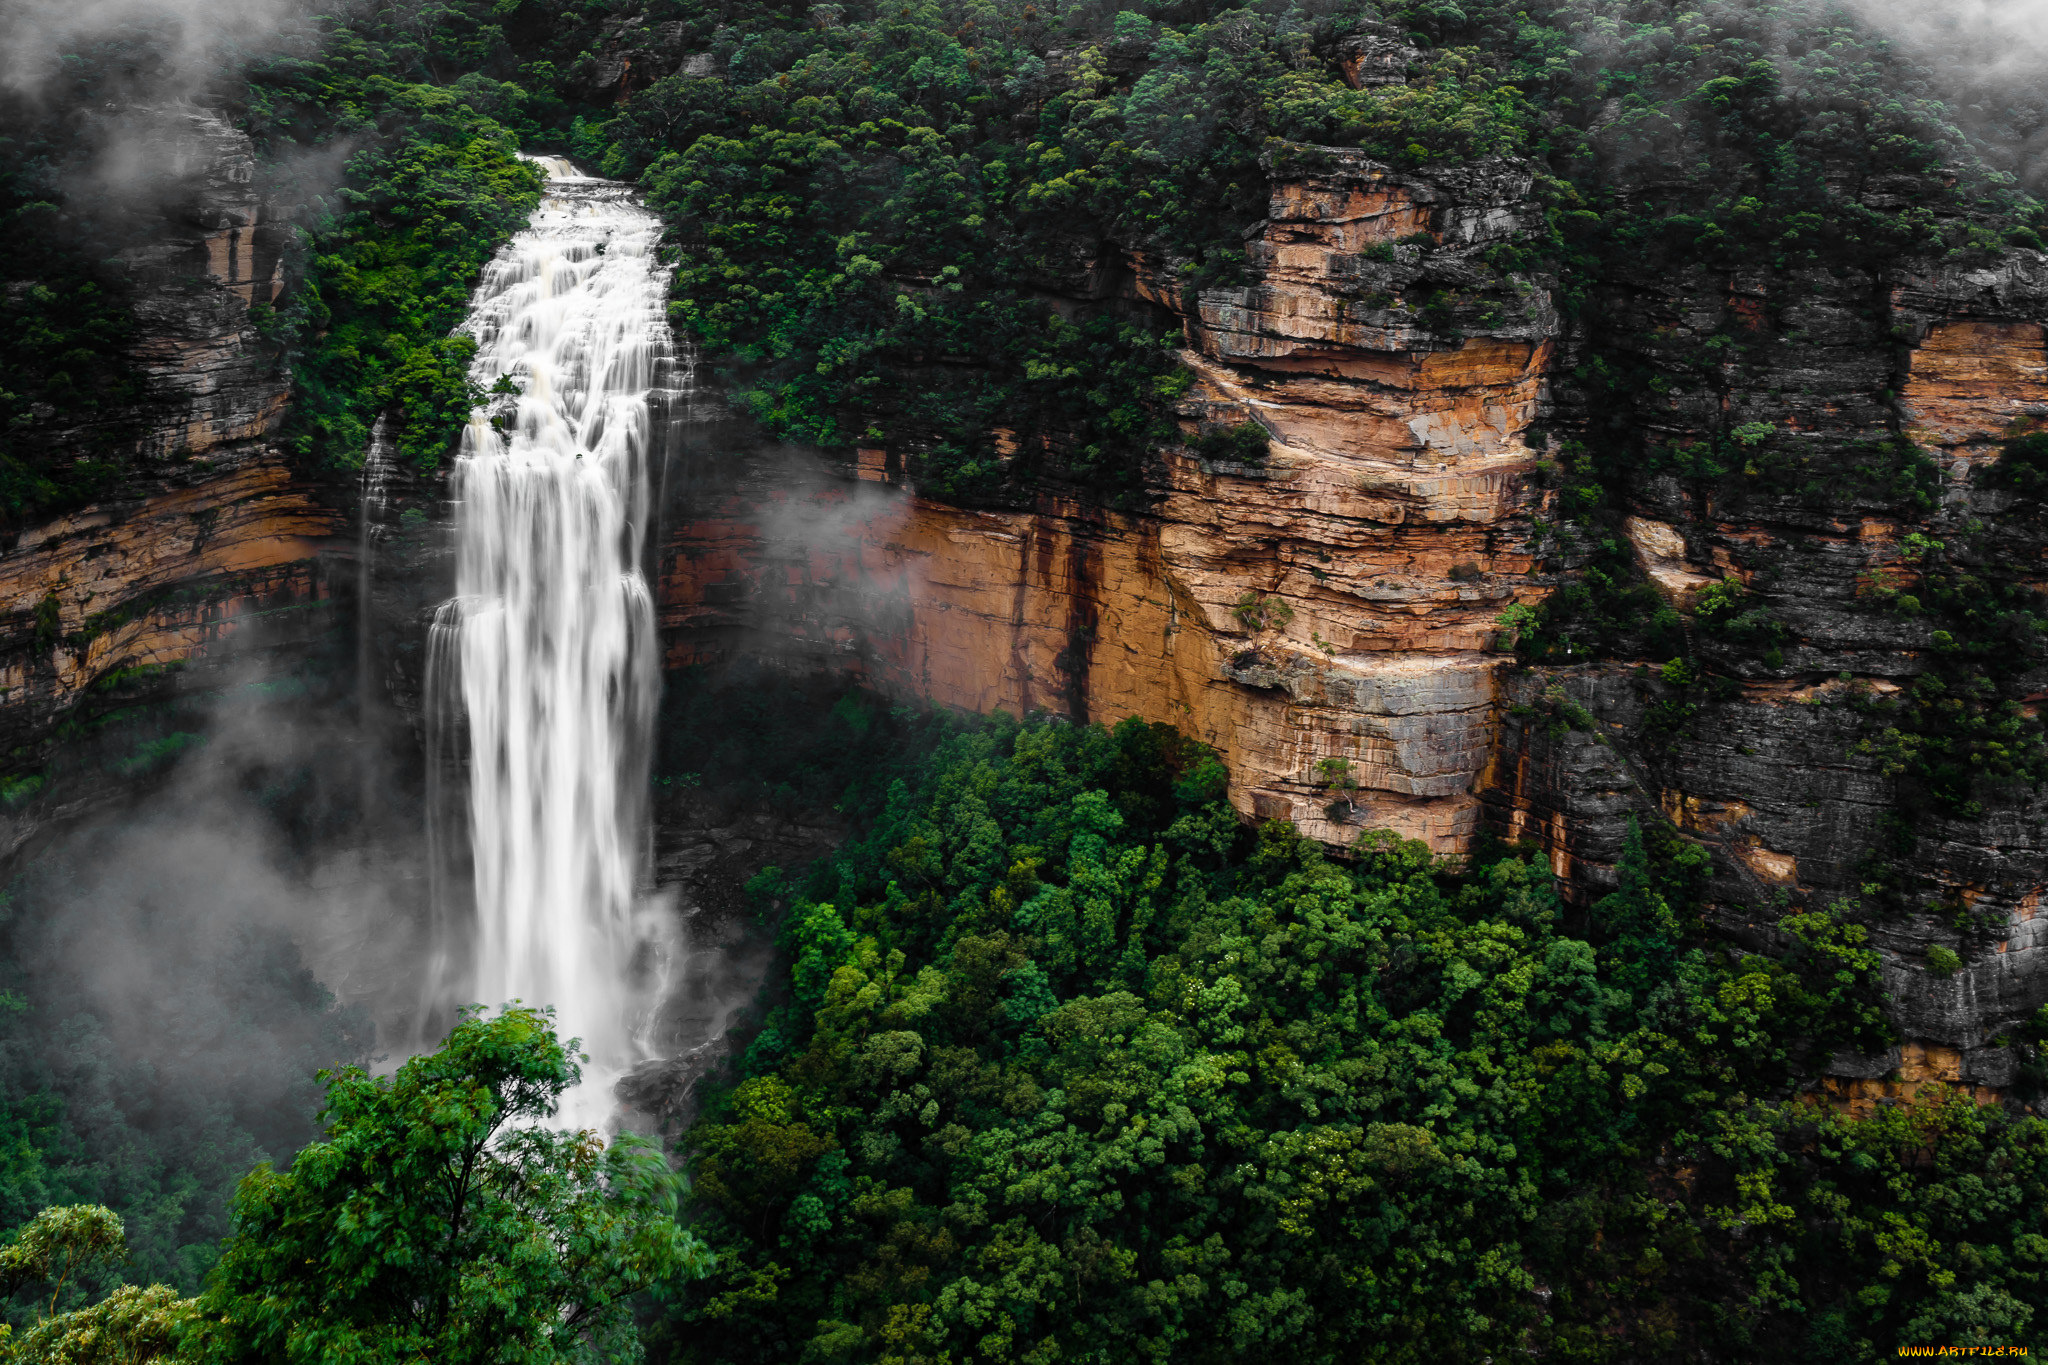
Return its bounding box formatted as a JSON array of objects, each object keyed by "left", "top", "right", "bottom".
[{"left": 619, "top": 788, "right": 849, "bottom": 1132}]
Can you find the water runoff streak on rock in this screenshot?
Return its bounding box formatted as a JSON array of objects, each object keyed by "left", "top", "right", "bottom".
[{"left": 426, "top": 156, "right": 675, "bottom": 1129}]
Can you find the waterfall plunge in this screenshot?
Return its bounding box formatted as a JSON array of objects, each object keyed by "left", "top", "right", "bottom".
[{"left": 427, "top": 159, "right": 677, "bottom": 1129}]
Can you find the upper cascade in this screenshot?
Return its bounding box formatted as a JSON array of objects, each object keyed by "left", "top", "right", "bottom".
[
  {"left": 427, "top": 159, "right": 679, "bottom": 1129},
  {"left": 519, "top": 151, "right": 591, "bottom": 182}
]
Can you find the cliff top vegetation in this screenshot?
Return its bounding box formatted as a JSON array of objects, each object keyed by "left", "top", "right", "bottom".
[{"left": 564, "top": 0, "right": 2046, "bottom": 499}]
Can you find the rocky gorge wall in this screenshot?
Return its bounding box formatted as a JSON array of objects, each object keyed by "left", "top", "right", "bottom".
[
  {"left": 0, "top": 107, "right": 345, "bottom": 845},
  {"left": 1487, "top": 249, "right": 2048, "bottom": 1089},
  {"left": 658, "top": 150, "right": 2048, "bottom": 1093},
  {"left": 5, "top": 98, "right": 2043, "bottom": 1097},
  {"left": 661, "top": 151, "right": 1558, "bottom": 852}
]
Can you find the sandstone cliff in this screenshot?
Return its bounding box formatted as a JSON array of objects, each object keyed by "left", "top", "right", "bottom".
[
  {"left": 662, "top": 151, "right": 1557, "bottom": 851},
  {"left": 1487, "top": 246, "right": 2048, "bottom": 1087},
  {"left": 0, "top": 108, "right": 342, "bottom": 835},
  {"left": 7, "top": 104, "right": 2041, "bottom": 1098},
  {"left": 658, "top": 152, "right": 2048, "bottom": 1093}
]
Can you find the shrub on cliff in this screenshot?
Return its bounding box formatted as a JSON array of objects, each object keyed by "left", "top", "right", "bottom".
[
  {"left": 243, "top": 61, "right": 546, "bottom": 473},
  {"left": 1987, "top": 431, "right": 2048, "bottom": 504}
]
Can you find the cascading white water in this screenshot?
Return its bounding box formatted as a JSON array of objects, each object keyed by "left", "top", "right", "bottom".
[
  {"left": 427, "top": 157, "right": 676, "bottom": 1128},
  {"left": 356, "top": 414, "right": 393, "bottom": 734}
]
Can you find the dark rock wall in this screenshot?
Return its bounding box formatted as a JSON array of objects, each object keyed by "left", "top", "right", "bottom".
[
  {"left": 1487, "top": 236, "right": 2048, "bottom": 1082},
  {"left": 0, "top": 108, "right": 349, "bottom": 843}
]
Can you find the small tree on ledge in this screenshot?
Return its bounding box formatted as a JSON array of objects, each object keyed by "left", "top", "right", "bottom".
[
  {"left": 1316, "top": 756, "right": 1362, "bottom": 820},
  {"left": 1233, "top": 591, "right": 1295, "bottom": 634}
]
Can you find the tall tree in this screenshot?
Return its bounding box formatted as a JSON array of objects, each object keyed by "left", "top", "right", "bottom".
[{"left": 183, "top": 1006, "right": 712, "bottom": 1365}]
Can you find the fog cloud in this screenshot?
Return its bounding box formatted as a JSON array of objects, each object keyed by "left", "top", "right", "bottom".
[
  {"left": 1836, "top": 0, "right": 2048, "bottom": 189},
  {"left": 0, "top": 0, "right": 308, "bottom": 104},
  {"left": 1838, "top": 0, "right": 2048, "bottom": 82}
]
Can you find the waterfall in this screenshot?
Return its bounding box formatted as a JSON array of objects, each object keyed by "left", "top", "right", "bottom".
[
  {"left": 356, "top": 414, "right": 393, "bottom": 735},
  {"left": 425, "top": 157, "right": 677, "bottom": 1129}
]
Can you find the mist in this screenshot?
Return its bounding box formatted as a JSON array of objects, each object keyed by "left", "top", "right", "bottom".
[
  {"left": 1837, "top": 0, "right": 2048, "bottom": 190},
  {"left": 0, "top": 0, "right": 306, "bottom": 104},
  {"left": 0, "top": 0, "right": 345, "bottom": 238},
  {"left": 1840, "top": 0, "right": 2048, "bottom": 82},
  {"left": 0, "top": 629, "right": 444, "bottom": 1294}
]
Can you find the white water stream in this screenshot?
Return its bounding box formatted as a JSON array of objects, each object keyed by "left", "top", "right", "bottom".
[{"left": 425, "top": 156, "right": 677, "bottom": 1128}]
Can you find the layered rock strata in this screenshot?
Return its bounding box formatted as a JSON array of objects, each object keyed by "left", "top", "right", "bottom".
[
  {"left": 0, "top": 108, "right": 341, "bottom": 801},
  {"left": 115, "top": 105, "right": 294, "bottom": 458},
  {"left": 1484, "top": 246, "right": 2048, "bottom": 1086},
  {"left": 662, "top": 151, "right": 1556, "bottom": 850},
  {"left": 659, "top": 156, "right": 2048, "bottom": 1091},
  {"left": 10, "top": 97, "right": 2040, "bottom": 1097}
]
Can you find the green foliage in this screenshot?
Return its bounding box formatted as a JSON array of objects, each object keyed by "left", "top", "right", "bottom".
[
  {"left": 1543, "top": 680, "right": 1604, "bottom": 739},
  {"left": 1851, "top": 535, "right": 2048, "bottom": 821},
  {"left": 1694, "top": 578, "right": 1784, "bottom": 650},
  {"left": 1487, "top": 0, "right": 2030, "bottom": 275},
  {"left": 0, "top": 273, "right": 139, "bottom": 525},
  {"left": 9, "top": 1282, "right": 193, "bottom": 1365},
  {"left": 242, "top": 46, "right": 547, "bottom": 471},
  {"left": 662, "top": 714, "right": 2043, "bottom": 1362},
  {"left": 1443, "top": 0, "right": 2020, "bottom": 720},
  {"left": 0, "top": 1208, "right": 125, "bottom": 1324},
  {"left": 0, "top": 779, "right": 42, "bottom": 811},
  {"left": 1193, "top": 422, "right": 1272, "bottom": 464},
  {"left": 185, "top": 1006, "right": 713, "bottom": 1365},
  {"left": 1492, "top": 600, "right": 1540, "bottom": 650},
  {"left": 0, "top": 72, "right": 147, "bottom": 528},
  {"left": 1231, "top": 592, "right": 1295, "bottom": 633},
  {"left": 0, "top": 838, "right": 368, "bottom": 1308},
  {"left": 1313, "top": 755, "right": 1360, "bottom": 819},
  {"left": 0, "top": 1208, "right": 192, "bottom": 1365},
  {"left": 553, "top": 0, "right": 2042, "bottom": 507},
  {"left": 1512, "top": 530, "right": 1684, "bottom": 663},
  {"left": 107, "top": 734, "right": 205, "bottom": 781},
  {"left": 600, "top": 0, "right": 1538, "bottom": 498},
  {"left": 0, "top": 0, "right": 613, "bottom": 510},
  {"left": 1985, "top": 430, "right": 2048, "bottom": 504}
]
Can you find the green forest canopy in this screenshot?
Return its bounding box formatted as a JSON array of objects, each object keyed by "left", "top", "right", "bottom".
[
  {"left": 0, "top": 1008, "right": 711, "bottom": 1364},
  {"left": 1, "top": 708, "right": 2042, "bottom": 1362},
  {"left": 662, "top": 712, "right": 2047, "bottom": 1364},
  {"left": 10, "top": 0, "right": 2044, "bottom": 501}
]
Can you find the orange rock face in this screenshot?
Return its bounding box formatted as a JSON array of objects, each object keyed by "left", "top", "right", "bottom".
[
  {"left": 1811, "top": 1043, "right": 2003, "bottom": 1120},
  {"left": 0, "top": 460, "right": 337, "bottom": 732},
  {"left": 663, "top": 153, "right": 1556, "bottom": 851},
  {"left": 1900, "top": 320, "right": 2047, "bottom": 459},
  {"left": 0, "top": 108, "right": 335, "bottom": 763}
]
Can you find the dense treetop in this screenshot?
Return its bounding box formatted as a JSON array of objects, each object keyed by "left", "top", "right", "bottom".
[
  {"left": 664, "top": 714, "right": 2047, "bottom": 1362},
  {"left": 10, "top": 0, "right": 2042, "bottom": 498},
  {"left": 566, "top": 0, "right": 2041, "bottom": 496}
]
